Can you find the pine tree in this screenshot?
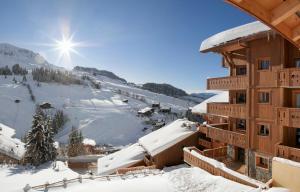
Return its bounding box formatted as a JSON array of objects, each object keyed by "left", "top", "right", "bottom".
[
  {"left": 67, "top": 126, "right": 84, "bottom": 157},
  {"left": 25, "top": 110, "right": 57, "bottom": 166}
]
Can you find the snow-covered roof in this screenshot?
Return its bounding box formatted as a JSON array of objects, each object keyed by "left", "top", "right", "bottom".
[
  {"left": 97, "top": 143, "right": 146, "bottom": 175},
  {"left": 191, "top": 91, "right": 228, "bottom": 114},
  {"left": 200, "top": 21, "right": 271, "bottom": 52},
  {"left": 138, "top": 119, "right": 197, "bottom": 156},
  {"left": 0, "top": 123, "right": 25, "bottom": 160},
  {"left": 83, "top": 138, "right": 96, "bottom": 146},
  {"left": 138, "top": 107, "right": 153, "bottom": 114}
]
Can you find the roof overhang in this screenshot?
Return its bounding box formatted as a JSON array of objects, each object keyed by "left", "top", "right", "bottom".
[{"left": 226, "top": 0, "right": 300, "bottom": 50}]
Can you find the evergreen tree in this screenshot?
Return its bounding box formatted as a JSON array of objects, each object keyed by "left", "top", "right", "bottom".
[
  {"left": 25, "top": 110, "right": 57, "bottom": 166},
  {"left": 67, "top": 126, "right": 84, "bottom": 157}
]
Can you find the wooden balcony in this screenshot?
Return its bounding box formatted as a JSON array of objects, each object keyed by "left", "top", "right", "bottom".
[
  {"left": 277, "top": 107, "right": 300, "bottom": 127},
  {"left": 198, "top": 138, "right": 212, "bottom": 149},
  {"left": 205, "top": 124, "right": 247, "bottom": 148},
  {"left": 207, "top": 75, "right": 248, "bottom": 90},
  {"left": 276, "top": 144, "right": 300, "bottom": 163},
  {"left": 207, "top": 103, "right": 247, "bottom": 118},
  {"left": 278, "top": 68, "right": 300, "bottom": 87}
]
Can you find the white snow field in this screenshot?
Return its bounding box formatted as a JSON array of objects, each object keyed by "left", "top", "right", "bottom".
[
  {"left": 0, "top": 73, "right": 191, "bottom": 146},
  {"left": 0, "top": 161, "right": 78, "bottom": 192}
]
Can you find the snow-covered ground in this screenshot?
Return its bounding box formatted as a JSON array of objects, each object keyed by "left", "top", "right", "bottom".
[
  {"left": 1, "top": 162, "right": 262, "bottom": 192},
  {"left": 0, "top": 74, "right": 192, "bottom": 146},
  {"left": 0, "top": 161, "right": 78, "bottom": 192}
]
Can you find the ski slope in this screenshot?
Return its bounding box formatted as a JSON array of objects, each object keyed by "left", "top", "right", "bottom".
[{"left": 0, "top": 74, "right": 192, "bottom": 146}]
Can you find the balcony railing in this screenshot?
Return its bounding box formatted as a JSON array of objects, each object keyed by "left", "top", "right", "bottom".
[
  {"left": 278, "top": 68, "right": 300, "bottom": 87},
  {"left": 198, "top": 138, "right": 212, "bottom": 149},
  {"left": 276, "top": 144, "right": 300, "bottom": 163},
  {"left": 183, "top": 147, "right": 260, "bottom": 188},
  {"left": 207, "top": 103, "right": 247, "bottom": 119},
  {"left": 207, "top": 75, "right": 248, "bottom": 90},
  {"left": 204, "top": 124, "right": 247, "bottom": 148},
  {"left": 277, "top": 107, "right": 300, "bottom": 127}
]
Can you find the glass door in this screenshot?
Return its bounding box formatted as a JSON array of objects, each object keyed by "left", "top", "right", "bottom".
[{"left": 295, "top": 93, "right": 300, "bottom": 145}]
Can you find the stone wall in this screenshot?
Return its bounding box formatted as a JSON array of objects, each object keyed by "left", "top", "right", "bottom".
[{"left": 247, "top": 149, "right": 272, "bottom": 182}]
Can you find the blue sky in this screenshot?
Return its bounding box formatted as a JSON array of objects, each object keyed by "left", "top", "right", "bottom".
[{"left": 0, "top": 0, "right": 255, "bottom": 93}]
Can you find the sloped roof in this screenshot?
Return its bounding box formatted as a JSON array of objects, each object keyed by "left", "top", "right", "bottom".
[
  {"left": 97, "top": 143, "right": 146, "bottom": 175},
  {"left": 138, "top": 119, "right": 197, "bottom": 156},
  {"left": 191, "top": 91, "right": 229, "bottom": 114},
  {"left": 200, "top": 21, "right": 270, "bottom": 52}
]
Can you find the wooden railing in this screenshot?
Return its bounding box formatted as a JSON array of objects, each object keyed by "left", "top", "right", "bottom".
[
  {"left": 276, "top": 144, "right": 300, "bottom": 163},
  {"left": 277, "top": 107, "right": 300, "bottom": 127},
  {"left": 198, "top": 125, "right": 208, "bottom": 134},
  {"left": 202, "top": 146, "right": 227, "bottom": 158},
  {"left": 183, "top": 147, "right": 262, "bottom": 188},
  {"left": 278, "top": 68, "right": 300, "bottom": 87},
  {"left": 207, "top": 75, "right": 248, "bottom": 90},
  {"left": 198, "top": 138, "right": 212, "bottom": 149},
  {"left": 205, "top": 124, "right": 247, "bottom": 148},
  {"left": 207, "top": 103, "right": 246, "bottom": 118}
]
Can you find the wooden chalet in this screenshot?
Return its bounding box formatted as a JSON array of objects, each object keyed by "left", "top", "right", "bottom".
[{"left": 184, "top": 2, "right": 300, "bottom": 182}]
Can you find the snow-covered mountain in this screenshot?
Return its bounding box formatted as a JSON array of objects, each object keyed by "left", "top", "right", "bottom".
[
  {"left": 0, "top": 43, "right": 59, "bottom": 70},
  {"left": 0, "top": 44, "right": 194, "bottom": 146}
]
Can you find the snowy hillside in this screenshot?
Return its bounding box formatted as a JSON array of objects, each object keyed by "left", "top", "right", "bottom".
[
  {"left": 0, "top": 44, "right": 193, "bottom": 146},
  {"left": 0, "top": 43, "right": 58, "bottom": 70}
]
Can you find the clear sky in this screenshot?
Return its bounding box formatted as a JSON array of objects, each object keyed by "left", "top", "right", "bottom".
[{"left": 0, "top": 0, "right": 255, "bottom": 93}]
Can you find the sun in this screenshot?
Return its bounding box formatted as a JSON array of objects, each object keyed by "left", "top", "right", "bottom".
[{"left": 55, "top": 36, "right": 76, "bottom": 55}]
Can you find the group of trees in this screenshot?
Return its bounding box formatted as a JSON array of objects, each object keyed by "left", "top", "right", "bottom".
[
  {"left": 81, "top": 75, "right": 101, "bottom": 89},
  {"left": 52, "top": 109, "right": 68, "bottom": 134},
  {"left": 24, "top": 105, "right": 85, "bottom": 165},
  {"left": 67, "top": 126, "right": 85, "bottom": 157},
  {"left": 0, "top": 65, "right": 12, "bottom": 76},
  {"left": 32, "top": 68, "right": 82, "bottom": 85},
  {"left": 12, "top": 64, "right": 28, "bottom": 75},
  {"left": 0, "top": 64, "right": 28, "bottom": 76}
]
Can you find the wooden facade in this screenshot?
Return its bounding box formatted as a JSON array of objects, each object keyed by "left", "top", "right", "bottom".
[{"left": 199, "top": 28, "right": 300, "bottom": 181}]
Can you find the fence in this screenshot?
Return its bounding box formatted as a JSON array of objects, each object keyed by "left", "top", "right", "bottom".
[{"left": 24, "top": 169, "right": 163, "bottom": 192}]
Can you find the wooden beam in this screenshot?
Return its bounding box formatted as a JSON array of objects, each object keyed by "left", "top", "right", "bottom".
[
  {"left": 271, "top": 0, "right": 300, "bottom": 26},
  {"left": 226, "top": 0, "right": 300, "bottom": 49},
  {"left": 292, "top": 25, "right": 300, "bottom": 41}
]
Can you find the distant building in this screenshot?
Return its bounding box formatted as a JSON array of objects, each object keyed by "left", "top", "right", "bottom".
[
  {"left": 138, "top": 107, "right": 154, "bottom": 116},
  {"left": 39, "top": 102, "right": 52, "bottom": 109}
]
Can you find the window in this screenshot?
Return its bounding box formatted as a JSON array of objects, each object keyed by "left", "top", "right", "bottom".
[
  {"left": 236, "top": 92, "right": 246, "bottom": 104},
  {"left": 295, "top": 58, "right": 300, "bottom": 68},
  {"left": 258, "top": 92, "right": 270, "bottom": 103},
  {"left": 236, "top": 66, "right": 247, "bottom": 75},
  {"left": 258, "top": 59, "right": 270, "bottom": 70},
  {"left": 256, "top": 156, "right": 269, "bottom": 169},
  {"left": 258, "top": 124, "right": 269, "bottom": 136},
  {"left": 236, "top": 119, "right": 246, "bottom": 131}
]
